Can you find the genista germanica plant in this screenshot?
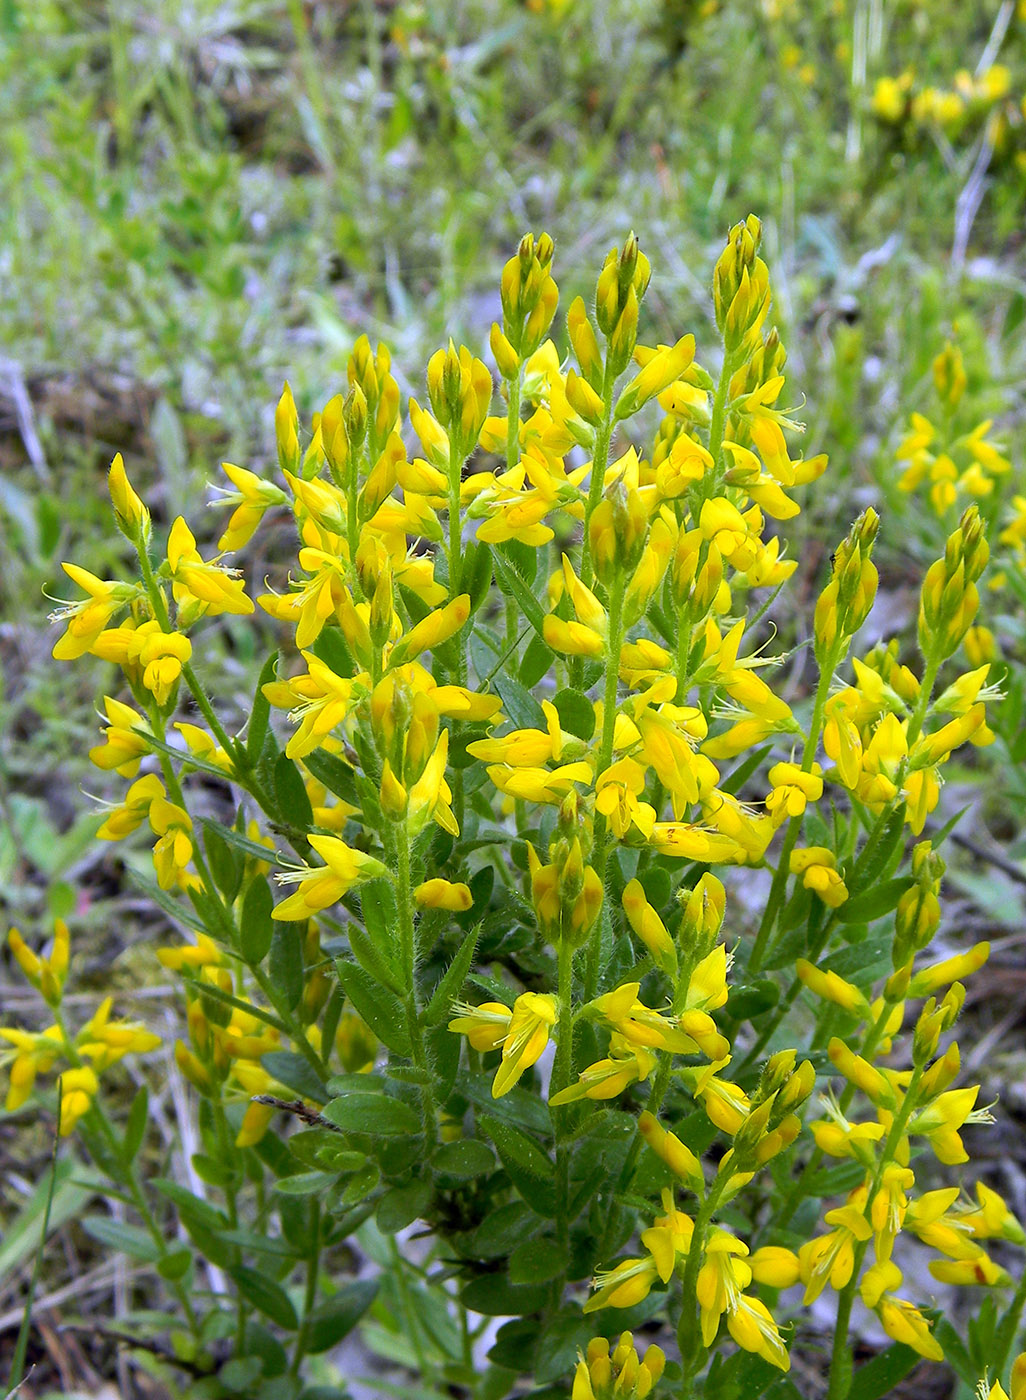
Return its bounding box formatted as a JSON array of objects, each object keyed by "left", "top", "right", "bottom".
[{"left": 7, "top": 222, "right": 1026, "bottom": 1400}]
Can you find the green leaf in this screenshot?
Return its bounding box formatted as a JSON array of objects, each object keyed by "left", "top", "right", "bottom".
[
  {"left": 845, "top": 1343, "right": 920, "bottom": 1400},
  {"left": 269, "top": 922, "right": 304, "bottom": 1012},
  {"left": 347, "top": 918, "right": 405, "bottom": 996},
  {"left": 534, "top": 1309, "right": 595, "bottom": 1384},
  {"left": 262, "top": 1050, "right": 328, "bottom": 1104},
  {"left": 274, "top": 1171, "right": 339, "bottom": 1196},
  {"left": 432, "top": 1139, "right": 495, "bottom": 1179},
  {"left": 552, "top": 687, "right": 595, "bottom": 741},
  {"left": 461, "top": 1074, "right": 551, "bottom": 1135},
  {"left": 128, "top": 867, "right": 211, "bottom": 937},
  {"left": 464, "top": 541, "right": 493, "bottom": 612},
  {"left": 229, "top": 1265, "right": 299, "bottom": 1331},
  {"left": 508, "top": 1236, "right": 567, "bottom": 1285},
  {"left": 303, "top": 749, "right": 360, "bottom": 806},
  {"left": 468, "top": 1202, "right": 537, "bottom": 1259},
  {"left": 848, "top": 806, "right": 906, "bottom": 893},
  {"left": 478, "top": 1114, "right": 555, "bottom": 1216},
  {"left": 334, "top": 961, "right": 411, "bottom": 1056},
  {"left": 376, "top": 1181, "right": 433, "bottom": 1232},
  {"left": 81, "top": 1216, "right": 161, "bottom": 1262},
  {"left": 931, "top": 1319, "right": 977, "bottom": 1389},
  {"left": 157, "top": 1248, "right": 192, "bottom": 1281},
  {"left": 240, "top": 877, "right": 275, "bottom": 965},
  {"left": 153, "top": 1179, "right": 228, "bottom": 1236},
  {"left": 274, "top": 752, "right": 314, "bottom": 829},
  {"left": 424, "top": 926, "right": 479, "bottom": 1025},
  {"left": 493, "top": 672, "right": 546, "bottom": 731},
  {"left": 203, "top": 818, "right": 281, "bottom": 865},
  {"left": 205, "top": 823, "right": 244, "bottom": 902},
  {"left": 359, "top": 878, "right": 399, "bottom": 954},
  {"left": 220, "top": 1356, "right": 263, "bottom": 1392},
  {"left": 721, "top": 745, "right": 772, "bottom": 797},
  {"left": 726, "top": 979, "right": 780, "bottom": 1019},
  {"left": 0, "top": 1161, "right": 105, "bottom": 1279},
  {"left": 305, "top": 1279, "right": 379, "bottom": 1353},
  {"left": 219, "top": 1229, "right": 299, "bottom": 1258},
  {"left": 837, "top": 878, "right": 911, "bottom": 924},
  {"left": 494, "top": 547, "right": 547, "bottom": 630},
  {"left": 519, "top": 632, "right": 554, "bottom": 689},
  {"left": 247, "top": 652, "right": 280, "bottom": 763},
  {"left": 322, "top": 1093, "right": 420, "bottom": 1136},
  {"left": 460, "top": 1274, "right": 548, "bottom": 1317},
  {"left": 192, "top": 1152, "right": 237, "bottom": 1187}
]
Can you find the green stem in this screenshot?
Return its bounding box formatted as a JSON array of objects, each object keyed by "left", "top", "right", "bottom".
[
  {"left": 993, "top": 1262, "right": 1026, "bottom": 1382},
  {"left": 748, "top": 651, "right": 836, "bottom": 975},
  {"left": 290, "top": 1200, "right": 322, "bottom": 1378},
  {"left": 389, "top": 1236, "right": 430, "bottom": 1380},
  {"left": 676, "top": 1173, "right": 730, "bottom": 1391},
  {"left": 905, "top": 653, "right": 941, "bottom": 748},
  {"left": 447, "top": 437, "right": 468, "bottom": 827},
  {"left": 395, "top": 821, "right": 438, "bottom": 1150},
  {"left": 705, "top": 347, "right": 739, "bottom": 486},
  {"left": 580, "top": 373, "right": 616, "bottom": 590},
  {"left": 825, "top": 1065, "right": 924, "bottom": 1400},
  {"left": 553, "top": 934, "right": 576, "bottom": 1268},
  {"left": 86, "top": 1090, "right": 199, "bottom": 1333},
  {"left": 584, "top": 569, "right": 627, "bottom": 998}
]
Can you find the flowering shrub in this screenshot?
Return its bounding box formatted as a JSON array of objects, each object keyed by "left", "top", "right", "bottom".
[{"left": 5, "top": 222, "right": 1026, "bottom": 1399}]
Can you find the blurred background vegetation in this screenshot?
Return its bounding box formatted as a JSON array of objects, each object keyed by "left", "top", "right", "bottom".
[{"left": 1, "top": 1, "right": 1025, "bottom": 1393}]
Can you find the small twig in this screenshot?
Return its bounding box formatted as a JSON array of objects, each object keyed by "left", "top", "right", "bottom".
[{"left": 253, "top": 1094, "right": 343, "bottom": 1130}]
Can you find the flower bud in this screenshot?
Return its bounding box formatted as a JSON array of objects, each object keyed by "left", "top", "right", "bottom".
[
  {"left": 678, "top": 872, "right": 726, "bottom": 951},
  {"left": 108, "top": 453, "right": 152, "bottom": 548},
  {"left": 275, "top": 383, "right": 301, "bottom": 476}
]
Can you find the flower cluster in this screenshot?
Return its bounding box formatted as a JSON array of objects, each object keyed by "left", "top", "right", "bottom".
[
  {"left": 2, "top": 921, "right": 159, "bottom": 1134},
  {"left": 12, "top": 220, "right": 1020, "bottom": 1399}
]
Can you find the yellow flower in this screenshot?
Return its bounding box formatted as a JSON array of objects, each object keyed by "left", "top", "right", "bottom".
[
  {"left": 448, "top": 1001, "right": 512, "bottom": 1052},
  {"left": 583, "top": 1256, "right": 662, "bottom": 1314},
  {"left": 621, "top": 879, "right": 676, "bottom": 975},
  {"left": 573, "top": 1332, "right": 665, "bottom": 1400},
  {"left": 414, "top": 878, "right": 472, "bottom": 911},
  {"left": 167, "top": 517, "right": 254, "bottom": 616},
  {"left": 638, "top": 1110, "right": 703, "bottom": 1191},
  {"left": 790, "top": 847, "right": 848, "bottom": 907},
  {"left": 498, "top": 993, "right": 558, "bottom": 1097},
  {"left": 798, "top": 1203, "right": 873, "bottom": 1302},
  {"left": 149, "top": 796, "right": 195, "bottom": 890},
  {"left": 549, "top": 1037, "right": 657, "bottom": 1105},
  {"left": 50, "top": 563, "right": 137, "bottom": 660},
  {"left": 87, "top": 697, "right": 150, "bottom": 776},
  {"left": 796, "top": 959, "right": 868, "bottom": 1016},
  {"left": 273, "top": 835, "right": 390, "bottom": 919},
  {"left": 861, "top": 1261, "right": 944, "bottom": 1360},
  {"left": 765, "top": 761, "right": 823, "bottom": 824},
  {"left": 214, "top": 461, "right": 287, "bottom": 552},
  {"left": 97, "top": 773, "right": 165, "bottom": 841},
  {"left": 390, "top": 594, "right": 471, "bottom": 666}
]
